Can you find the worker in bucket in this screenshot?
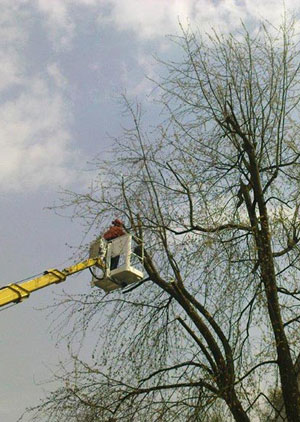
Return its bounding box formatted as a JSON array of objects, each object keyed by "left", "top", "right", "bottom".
[{"left": 103, "top": 219, "right": 126, "bottom": 270}]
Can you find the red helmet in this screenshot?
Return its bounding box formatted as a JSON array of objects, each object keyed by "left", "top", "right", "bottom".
[{"left": 112, "top": 219, "right": 123, "bottom": 226}]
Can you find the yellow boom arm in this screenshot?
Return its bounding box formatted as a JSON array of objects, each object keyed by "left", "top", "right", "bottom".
[{"left": 0, "top": 257, "right": 104, "bottom": 308}]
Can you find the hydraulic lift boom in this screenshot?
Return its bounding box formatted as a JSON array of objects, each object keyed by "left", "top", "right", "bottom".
[
  {"left": 0, "top": 256, "right": 104, "bottom": 309},
  {"left": 0, "top": 233, "right": 144, "bottom": 309}
]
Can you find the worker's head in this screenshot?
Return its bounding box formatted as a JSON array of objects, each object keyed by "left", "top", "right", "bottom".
[{"left": 112, "top": 219, "right": 123, "bottom": 227}]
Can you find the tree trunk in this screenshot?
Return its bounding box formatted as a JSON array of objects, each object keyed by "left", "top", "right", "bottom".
[
  {"left": 258, "top": 225, "right": 300, "bottom": 421},
  {"left": 170, "top": 283, "right": 251, "bottom": 422},
  {"left": 247, "top": 150, "right": 300, "bottom": 421},
  {"left": 225, "top": 389, "right": 251, "bottom": 422}
]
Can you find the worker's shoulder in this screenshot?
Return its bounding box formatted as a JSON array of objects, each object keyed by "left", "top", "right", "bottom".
[{"left": 103, "top": 226, "right": 125, "bottom": 240}]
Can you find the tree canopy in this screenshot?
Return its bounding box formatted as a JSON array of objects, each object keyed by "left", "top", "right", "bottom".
[{"left": 25, "top": 17, "right": 300, "bottom": 422}]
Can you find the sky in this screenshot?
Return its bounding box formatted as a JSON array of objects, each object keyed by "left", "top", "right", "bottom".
[{"left": 0, "top": 1, "right": 299, "bottom": 421}]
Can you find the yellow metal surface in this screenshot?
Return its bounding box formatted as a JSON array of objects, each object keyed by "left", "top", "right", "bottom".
[{"left": 0, "top": 257, "right": 104, "bottom": 308}]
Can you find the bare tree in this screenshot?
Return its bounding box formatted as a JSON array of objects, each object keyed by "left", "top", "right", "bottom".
[{"left": 24, "top": 17, "right": 300, "bottom": 422}]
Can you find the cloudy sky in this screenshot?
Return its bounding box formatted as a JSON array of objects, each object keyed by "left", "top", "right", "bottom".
[{"left": 0, "top": 1, "right": 299, "bottom": 421}]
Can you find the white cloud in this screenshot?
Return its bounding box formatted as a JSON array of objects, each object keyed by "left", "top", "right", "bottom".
[
  {"left": 0, "top": 1, "right": 86, "bottom": 193},
  {"left": 34, "top": 0, "right": 76, "bottom": 48},
  {"left": 103, "top": 0, "right": 300, "bottom": 38},
  {"left": 47, "top": 63, "right": 68, "bottom": 90},
  {"left": 33, "top": 0, "right": 300, "bottom": 44},
  {"left": 34, "top": 0, "right": 102, "bottom": 48},
  {"left": 0, "top": 77, "right": 82, "bottom": 191},
  {"left": 0, "top": 50, "right": 24, "bottom": 92},
  {"left": 0, "top": 2, "right": 28, "bottom": 91},
  {"left": 98, "top": 0, "right": 192, "bottom": 39}
]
